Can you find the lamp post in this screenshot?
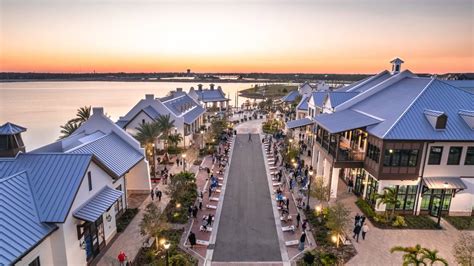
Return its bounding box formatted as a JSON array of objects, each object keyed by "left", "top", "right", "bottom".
[
  {"left": 163, "top": 241, "right": 171, "bottom": 266},
  {"left": 182, "top": 154, "right": 186, "bottom": 171},
  {"left": 437, "top": 181, "right": 449, "bottom": 228},
  {"left": 288, "top": 138, "right": 293, "bottom": 154},
  {"left": 152, "top": 143, "right": 156, "bottom": 178},
  {"left": 200, "top": 130, "right": 204, "bottom": 149},
  {"left": 306, "top": 170, "right": 313, "bottom": 211}
]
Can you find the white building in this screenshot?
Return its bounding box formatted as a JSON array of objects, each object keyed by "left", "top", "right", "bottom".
[
  {"left": 117, "top": 92, "right": 206, "bottom": 148},
  {"left": 188, "top": 84, "right": 230, "bottom": 111},
  {"left": 1, "top": 108, "right": 150, "bottom": 265}
]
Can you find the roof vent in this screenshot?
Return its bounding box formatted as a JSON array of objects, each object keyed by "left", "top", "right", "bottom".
[
  {"left": 459, "top": 110, "right": 474, "bottom": 130},
  {"left": 145, "top": 94, "right": 154, "bottom": 100},
  {"left": 92, "top": 107, "right": 104, "bottom": 116},
  {"left": 176, "top": 88, "right": 183, "bottom": 92},
  {"left": 197, "top": 84, "right": 203, "bottom": 91},
  {"left": 210, "top": 84, "right": 215, "bottom": 90},
  {"left": 390, "top": 57, "right": 404, "bottom": 74},
  {"left": 424, "top": 109, "right": 447, "bottom": 130}
]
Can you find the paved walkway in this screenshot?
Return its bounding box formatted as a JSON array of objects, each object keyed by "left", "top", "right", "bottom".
[{"left": 212, "top": 134, "right": 281, "bottom": 262}]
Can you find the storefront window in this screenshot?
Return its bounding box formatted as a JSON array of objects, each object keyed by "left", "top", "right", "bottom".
[
  {"left": 365, "top": 175, "right": 379, "bottom": 206},
  {"left": 394, "top": 185, "right": 417, "bottom": 211},
  {"left": 384, "top": 149, "right": 419, "bottom": 167},
  {"left": 420, "top": 189, "right": 452, "bottom": 212}
]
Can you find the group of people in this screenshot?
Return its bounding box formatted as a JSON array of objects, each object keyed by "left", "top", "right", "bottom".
[
  {"left": 150, "top": 187, "right": 162, "bottom": 201},
  {"left": 352, "top": 213, "right": 369, "bottom": 242}
]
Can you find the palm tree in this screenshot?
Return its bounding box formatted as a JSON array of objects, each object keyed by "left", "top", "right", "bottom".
[
  {"left": 134, "top": 122, "right": 161, "bottom": 176},
  {"left": 168, "top": 133, "right": 183, "bottom": 149},
  {"left": 375, "top": 187, "right": 400, "bottom": 221},
  {"left": 390, "top": 244, "right": 427, "bottom": 266},
  {"left": 59, "top": 121, "right": 80, "bottom": 139},
  {"left": 421, "top": 248, "right": 448, "bottom": 266},
  {"left": 155, "top": 114, "right": 175, "bottom": 149}
]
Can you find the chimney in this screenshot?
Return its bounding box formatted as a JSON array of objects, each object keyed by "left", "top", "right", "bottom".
[
  {"left": 210, "top": 84, "right": 215, "bottom": 90},
  {"left": 390, "top": 57, "right": 404, "bottom": 74},
  {"left": 92, "top": 107, "right": 104, "bottom": 116},
  {"left": 145, "top": 94, "right": 154, "bottom": 100},
  {"left": 198, "top": 84, "right": 203, "bottom": 91},
  {"left": 176, "top": 88, "right": 183, "bottom": 92},
  {"left": 217, "top": 86, "right": 222, "bottom": 91}
]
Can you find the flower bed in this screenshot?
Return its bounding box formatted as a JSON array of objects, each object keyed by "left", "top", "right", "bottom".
[
  {"left": 443, "top": 216, "right": 474, "bottom": 230},
  {"left": 164, "top": 172, "right": 198, "bottom": 223},
  {"left": 355, "top": 199, "right": 438, "bottom": 229},
  {"left": 116, "top": 208, "right": 139, "bottom": 233}
]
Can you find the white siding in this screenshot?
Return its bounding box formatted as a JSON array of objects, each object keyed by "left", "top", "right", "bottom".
[{"left": 15, "top": 236, "right": 54, "bottom": 266}]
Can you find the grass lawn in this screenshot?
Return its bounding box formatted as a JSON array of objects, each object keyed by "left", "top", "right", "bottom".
[
  {"left": 239, "top": 84, "right": 298, "bottom": 99},
  {"left": 443, "top": 216, "right": 474, "bottom": 230}
]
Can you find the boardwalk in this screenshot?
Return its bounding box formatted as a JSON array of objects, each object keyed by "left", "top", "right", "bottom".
[{"left": 212, "top": 134, "right": 282, "bottom": 262}]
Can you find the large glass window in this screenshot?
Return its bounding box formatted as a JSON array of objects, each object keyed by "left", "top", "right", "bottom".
[
  {"left": 447, "top": 146, "right": 462, "bottom": 165},
  {"left": 393, "top": 185, "right": 418, "bottom": 211},
  {"left": 428, "top": 146, "right": 443, "bottom": 165},
  {"left": 367, "top": 143, "right": 380, "bottom": 163},
  {"left": 465, "top": 147, "right": 474, "bottom": 165},
  {"left": 365, "top": 176, "right": 379, "bottom": 207},
  {"left": 383, "top": 149, "right": 419, "bottom": 167},
  {"left": 420, "top": 189, "right": 452, "bottom": 211}
]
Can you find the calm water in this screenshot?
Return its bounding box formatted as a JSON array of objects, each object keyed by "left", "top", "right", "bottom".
[{"left": 0, "top": 81, "right": 275, "bottom": 150}]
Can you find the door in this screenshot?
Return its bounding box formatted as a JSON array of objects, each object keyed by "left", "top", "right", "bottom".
[{"left": 429, "top": 194, "right": 441, "bottom": 217}]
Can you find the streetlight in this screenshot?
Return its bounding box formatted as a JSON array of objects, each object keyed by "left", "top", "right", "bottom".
[
  {"left": 163, "top": 241, "right": 171, "bottom": 266},
  {"left": 437, "top": 181, "right": 449, "bottom": 228},
  {"left": 306, "top": 170, "right": 313, "bottom": 211},
  {"left": 152, "top": 143, "right": 156, "bottom": 179},
  {"left": 182, "top": 154, "right": 187, "bottom": 171},
  {"left": 200, "top": 130, "right": 204, "bottom": 149}
]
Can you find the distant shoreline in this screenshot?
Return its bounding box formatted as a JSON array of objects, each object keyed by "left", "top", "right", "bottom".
[{"left": 0, "top": 78, "right": 293, "bottom": 83}]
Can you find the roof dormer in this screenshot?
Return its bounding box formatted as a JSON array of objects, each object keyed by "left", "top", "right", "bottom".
[
  {"left": 390, "top": 57, "right": 404, "bottom": 74},
  {"left": 459, "top": 110, "right": 474, "bottom": 130},
  {"left": 424, "top": 109, "right": 447, "bottom": 130}
]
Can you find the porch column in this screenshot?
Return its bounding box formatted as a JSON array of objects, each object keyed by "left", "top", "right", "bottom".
[
  {"left": 362, "top": 172, "right": 369, "bottom": 199},
  {"left": 316, "top": 151, "right": 324, "bottom": 178},
  {"left": 330, "top": 168, "right": 340, "bottom": 199}
]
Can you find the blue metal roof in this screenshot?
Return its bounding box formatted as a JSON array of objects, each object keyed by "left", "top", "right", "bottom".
[
  {"left": 195, "top": 89, "right": 228, "bottom": 102},
  {"left": 69, "top": 133, "right": 144, "bottom": 177},
  {"left": 73, "top": 186, "right": 123, "bottom": 222},
  {"left": 345, "top": 70, "right": 393, "bottom": 93},
  {"left": 383, "top": 80, "right": 474, "bottom": 140},
  {"left": 0, "top": 172, "right": 57, "bottom": 265},
  {"left": 183, "top": 106, "right": 206, "bottom": 124},
  {"left": 163, "top": 94, "right": 200, "bottom": 116},
  {"left": 142, "top": 105, "right": 161, "bottom": 119},
  {"left": 314, "top": 110, "right": 382, "bottom": 134},
  {"left": 281, "top": 90, "right": 299, "bottom": 102},
  {"left": 327, "top": 92, "right": 359, "bottom": 107},
  {"left": 0, "top": 153, "right": 93, "bottom": 223},
  {"left": 296, "top": 96, "right": 309, "bottom": 111},
  {"left": 286, "top": 117, "right": 314, "bottom": 129},
  {"left": 0, "top": 122, "right": 26, "bottom": 135},
  {"left": 310, "top": 92, "right": 327, "bottom": 108},
  {"left": 445, "top": 80, "right": 474, "bottom": 93}
]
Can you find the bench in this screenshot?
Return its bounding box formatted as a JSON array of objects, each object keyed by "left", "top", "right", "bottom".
[
  {"left": 215, "top": 189, "right": 222, "bottom": 193},
  {"left": 280, "top": 215, "right": 292, "bottom": 221},
  {"left": 339, "top": 233, "right": 351, "bottom": 245},
  {"left": 196, "top": 239, "right": 209, "bottom": 246},
  {"left": 206, "top": 204, "right": 217, "bottom": 209},
  {"left": 218, "top": 177, "right": 224, "bottom": 181},
  {"left": 273, "top": 182, "right": 282, "bottom": 186},
  {"left": 203, "top": 215, "right": 215, "bottom": 221},
  {"left": 199, "top": 226, "right": 213, "bottom": 232},
  {"left": 217, "top": 183, "right": 223, "bottom": 187},
  {"left": 285, "top": 240, "right": 299, "bottom": 246},
  {"left": 209, "top": 197, "right": 220, "bottom": 202},
  {"left": 282, "top": 225, "right": 295, "bottom": 232}
]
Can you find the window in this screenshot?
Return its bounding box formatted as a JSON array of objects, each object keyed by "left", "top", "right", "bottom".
[
  {"left": 393, "top": 185, "right": 418, "bottom": 211},
  {"left": 383, "top": 149, "right": 419, "bottom": 167},
  {"left": 88, "top": 171, "right": 92, "bottom": 191},
  {"left": 447, "top": 146, "right": 462, "bottom": 165},
  {"left": 465, "top": 147, "right": 474, "bottom": 165},
  {"left": 29, "top": 257, "right": 41, "bottom": 266},
  {"left": 428, "top": 146, "right": 443, "bottom": 165},
  {"left": 142, "top": 119, "right": 145, "bottom": 124},
  {"left": 367, "top": 143, "right": 380, "bottom": 163},
  {"left": 115, "top": 185, "right": 124, "bottom": 215}
]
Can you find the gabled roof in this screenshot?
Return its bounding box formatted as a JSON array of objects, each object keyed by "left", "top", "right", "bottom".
[
  {"left": 296, "top": 96, "right": 309, "bottom": 111},
  {"left": 339, "top": 70, "right": 393, "bottom": 93},
  {"left": 0, "top": 122, "right": 26, "bottom": 135},
  {"left": 327, "top": 92, "right": 359, "bottom": 108},
  {"left": 459, "top": 110, "right": 474, "bottom": 130},
  {"left": 192, "top": 88, "right": 228, "bottom": 102},
  {"left": 314, "top": 109, "right": 382, "bottom": 134},
  {"left": 281, "top": 90, "right": 299, "bottom": 102},
  {"left": 73, "top": 186, "right": 123, "bottom": 222},
  {"left": 163, "top": 94, "right": 200, "bottom": 116},
  {"left": 0, "top": 172, "right": 57, "bottom": 265},
  {"left": 116, "top": 96, "right": 165, "bottom": 128},
  {"left": 68, "top": 132, "right": 144, "bottom": 177},
  {"left": 310, "top": 91, "right": 328, "bottom": 108},
  {"left": 183, "top": 105, "right": 206, "bottom": 124},
  {"left": 445, "top": 80, "right": 474, "bottom": 93},
  {"left": 0, "top": 153, "right": 93, "bottom": 223},
  {"left": 286, "top": 117, "right": 314, "bottom": 129}
]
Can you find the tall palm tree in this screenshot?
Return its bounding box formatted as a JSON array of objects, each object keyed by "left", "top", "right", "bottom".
[
  {"left": 421, "top": 248, "right": 448, "bottom": 266},
  {"left": 58, "top": 106, "right": 92, "bottom": 139},
  {"left": 59, "top": 121, "right": 80, "bottom": 139},
  {"left": 168, "top": 133, "right": 183, "bottom": 149},
  {"left": 134, "top": 122, "right": 161, "bottom": 176},
  {"left": 375, "top": 187, "right": 400, "bottom": 220},
  {"left": 155, "top": 114, "right": 175, "bottom": 149},
  {"left": 390, "top": 244, "right": 427, "bottom": 266}
]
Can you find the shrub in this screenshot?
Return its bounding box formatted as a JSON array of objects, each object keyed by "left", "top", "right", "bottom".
[
  {"left": 116, "top": 208, "right": 139, "bottom": 233},
  {"left": 319, "top": 251, "right": 338, "bottom": 266},
  {"left": 193, "top": 159, "right": 202, "bottom": 165},
  {"left": 392, "top": 216, "right": 407, "bottom": 227},
  {"left": 355, "top": 198, "right": 376, "bottom": 218},
  {"left": 169, "top": 253, "right": 193, "bottom": 266},
  {"left": 302, "top": 252, "right": 315, "bottom": 265}
]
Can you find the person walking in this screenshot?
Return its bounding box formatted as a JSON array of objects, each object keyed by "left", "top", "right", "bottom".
[
  {"left": 117, "top": 251, "right": 127, "bottom": 266},
  {"left": 362, "top": 224, "right": 369, "bottom": 240},
  {"left": 192, "top": 206, "right": 198, "bottom": 219},
  {"left": 155, "top": 189, "right": 162, "bottom": 201},
  {"left": 298, "top": 232, "right": 306, "bottom": 251},
  {"left": 188, "top": 231, "right": 196, "bottom": 249},
  {"left": 198, "top": 196, "right": 203, "bottom": 210},
  {"left": 207, "top": 214, "right": 213, "bottom": 226},
  {"left": 248, "top": 133, "right": 252, "bottom": 142},
  {"left": 348, "top": 178, "right": 354, "bottom": 193},
  {"left": 354, "top": 213, "right": 361, "bottom": 226},
  {"left": 296, "top": 212, "right": 301, "bottom": 228},
  {"left": 302, "top": 219, "right": 308, "bottom": 231},
  {"left": 188, "top": 205, "right": 193, "bottom": 218},
  {"left": 286, "top": 198, "right": 290, "bottom": 211},
  {"left": 353, "top": 223, "right": 362, "bottom": 242},
  {"left": 150, "top": 189, "right": 155, "bottom": 201}
]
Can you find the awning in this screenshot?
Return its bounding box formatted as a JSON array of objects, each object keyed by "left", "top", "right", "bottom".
[
  {"left": 314, "top": 109, "right": 382, "bottom": 134},
  {"left": 285, "top": 118, "right": 314, "bottom": 129},
  {"left": 74, "top": 186, "right": 123, "bottom": 222},
  {"left": 423, "top": 176, "right": 467, "bottom": 190}
]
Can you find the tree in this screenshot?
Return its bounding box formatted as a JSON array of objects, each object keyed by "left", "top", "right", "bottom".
[
  {"left": 374, "top": 187, "right": 400, "bottom": 221},
  {"left": 155, "top": 114, "right": 175, "bottom": 149},
  {"left": 310, "top": 176, "right": 331, "bottom": 206},
  {"left": 453, "top": 233, "right": 474, "bottom": 266},
  {"left": 390, "top": 244, "right": 427, "bottom": 266},
  {"left": 58, "top": 106, "right": 91, "bottom": 139},
  {"left": 134, "top": 122, "right": 161, "bottom": 163},
  {"left": 325, "top": 202, "right": 350, "bottom": 248},
  {"left": 167, "top": 171, "right": 196, "bottom": 197},
  {"left": 139, "top": 203, "right": 169, "bottom": 251},
  {"left": 421, "top": 248, "right": 448, "bottom": 266},
  {"left": 169, "top": 253, "right": 193, "bottom": 266},
  {"left": 168, "top": 133, "right": 183, "bottom": 149}
]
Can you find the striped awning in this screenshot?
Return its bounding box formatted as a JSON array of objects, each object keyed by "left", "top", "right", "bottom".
[
  {"left": 74, "top": 186, "right": 123, "bottom": 222},
  {"left": 423, "top": 176, "right": 467, "bottom": 190}
]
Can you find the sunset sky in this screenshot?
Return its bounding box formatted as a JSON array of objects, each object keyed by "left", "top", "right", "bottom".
[{"left": 1, "top": 0, "right": 473, "bottom": 74}]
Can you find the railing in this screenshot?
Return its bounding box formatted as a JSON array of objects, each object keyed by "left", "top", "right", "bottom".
[{"left": 336, "top": 148, "right": 365, "bottom": 162}]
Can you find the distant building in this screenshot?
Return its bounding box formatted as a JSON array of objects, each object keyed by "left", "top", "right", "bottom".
[
  {"left": 1, "top": 108, "right": 150, "bottom": 265},
  {"left": 188, "top": 84, "right": 230, "bottom": 111},
  {"left": 0, "top": 122, "right": 26, "bottom": 157}
]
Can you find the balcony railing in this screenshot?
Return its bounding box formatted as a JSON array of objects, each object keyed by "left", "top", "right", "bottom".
[{"left": 336, "top": 148, "right": 365, "bottom": 162}]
